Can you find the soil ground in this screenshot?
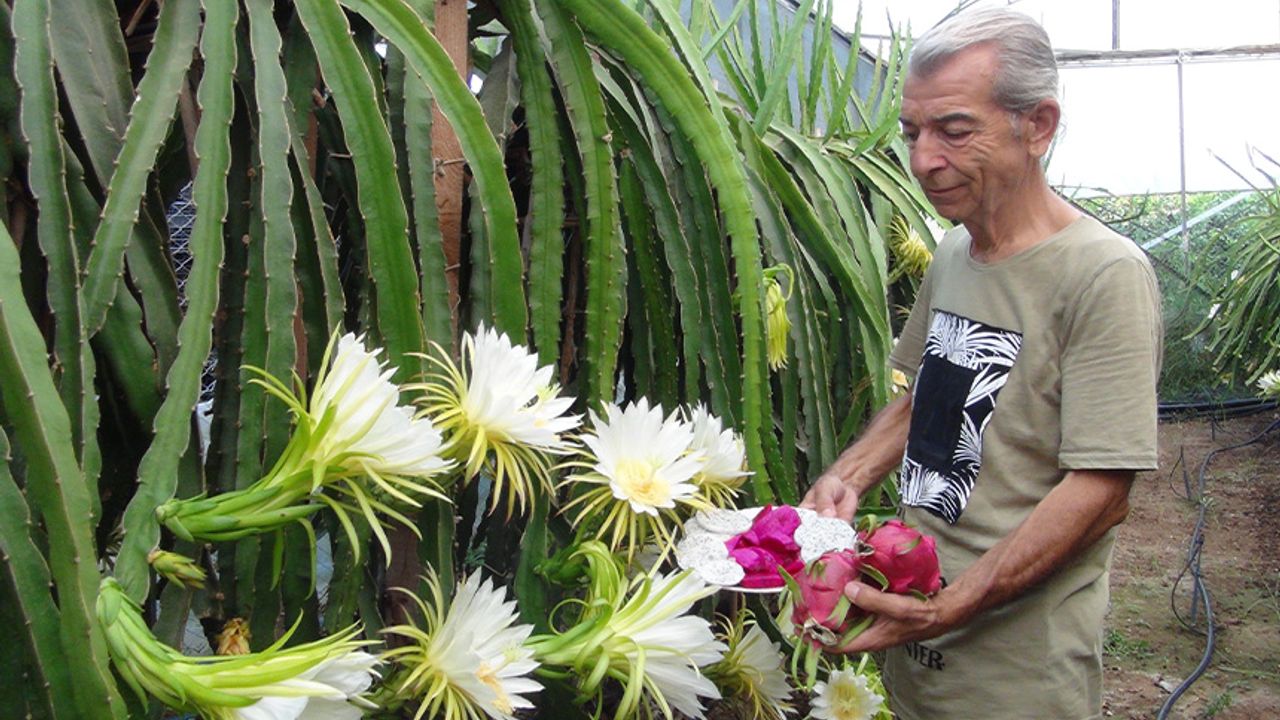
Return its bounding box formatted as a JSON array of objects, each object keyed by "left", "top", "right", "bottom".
[{"left": 1102, "top": 411, "right": 1280, "bottom": 719}]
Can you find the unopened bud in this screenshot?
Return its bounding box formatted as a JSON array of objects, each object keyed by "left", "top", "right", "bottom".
[
  {"left": 763, "top": 266, "right": 793, "bottom": 371},
  {"left": 216, "top": 618, "right": 252, "bottom": 656},
  {"left": 148, "top": 549, "right": 206, "bottom": 589}
]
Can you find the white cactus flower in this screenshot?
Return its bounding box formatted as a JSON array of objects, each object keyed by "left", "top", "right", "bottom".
[
  {"left": 530, "top": 563, "right": 725, "bottom": 720},
  {"left": 810, "top": 666, "right": 887, "bottom": 720},
  {"left": 708, "top": 619, "right": 794, "bottom": 719},
  {"left": 1257, "top": 369, "right": 1280, "bottom": 397},
  {"left": 382, "top": 571, "right": 541, "bottom": 720},
  {"left": 561, "top": 399, "right": 711, "bottom": 558},
  {"left": 412, "top": 325, "right": 580, "bottom": 516},
  {"left": 685, "top": 404, "right": 751, "bottom": 507}
]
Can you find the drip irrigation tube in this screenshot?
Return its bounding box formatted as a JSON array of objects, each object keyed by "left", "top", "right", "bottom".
[
  {"left": 1158, "top": 397, "right": 1277, "bottom": 419},
  {"left": 1156, "top": 416, "right": 1279, "bottom": 719}
]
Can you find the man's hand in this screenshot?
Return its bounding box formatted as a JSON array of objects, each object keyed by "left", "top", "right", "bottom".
[
  {"left": 834, "top": 468, "right": 1134, "bottom": 654},
  {"left": 799, "top": 394, "right": 912, "bottom": 521},
  {"left": 800, "top": 474, "right": 860, "bottom": 520},
  {"left": 836, "top": 581, "right": 958, "bottom": 653}
]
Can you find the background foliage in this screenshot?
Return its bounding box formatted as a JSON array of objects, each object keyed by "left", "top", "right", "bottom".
[{"left": 1077, "top": 189, "right": 1272, "bottom": 402}]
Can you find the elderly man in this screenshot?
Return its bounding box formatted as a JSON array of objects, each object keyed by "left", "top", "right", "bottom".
[{"left": 801, "top": 8, "right": 1162, "bottom": 719}]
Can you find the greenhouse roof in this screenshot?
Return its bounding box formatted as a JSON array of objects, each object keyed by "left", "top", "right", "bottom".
[{"left": 829, "top": 0, "right": 1280, "bottom": 195}]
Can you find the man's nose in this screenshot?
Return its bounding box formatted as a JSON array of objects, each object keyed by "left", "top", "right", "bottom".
[{"left": 909, "top": 134, "right": 948, "bottom": 179}]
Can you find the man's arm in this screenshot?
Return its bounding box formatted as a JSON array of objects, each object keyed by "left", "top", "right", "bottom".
[
  {"left": 800, "top": 393, "right": 913, "bottom": 520},
  {"left": 837, "top": 467, "right": 1134, "bottom": 652}
]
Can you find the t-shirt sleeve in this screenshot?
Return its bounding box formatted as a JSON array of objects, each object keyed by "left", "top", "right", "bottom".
[
  {"left": 889, "top": 265, "right": 935, "bottom": 379},
  {"left": 1058, "top": 255, "right": 1163, "bottom": 470}
]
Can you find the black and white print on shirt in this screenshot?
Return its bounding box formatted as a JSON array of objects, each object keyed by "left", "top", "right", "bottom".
[{"left": 900, "top": 310, "right": 1022, "bottom": 523}]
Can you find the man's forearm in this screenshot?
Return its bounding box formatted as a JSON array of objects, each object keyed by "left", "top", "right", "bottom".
[
  {"left": 839, "top": 467, "right": 1136, "bottom": 652},
  {"left": 939, "top": 468, "right": 1134, "bottom": 625},
  {"left": 822, "top": 393, "right": 913, "bottom": 495}
]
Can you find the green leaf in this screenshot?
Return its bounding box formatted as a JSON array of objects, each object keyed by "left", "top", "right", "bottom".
[
  {"left": 536, "top": 0, "right": 626, "bottom": 406},
  {"left": 558, "top": 0, "right": 773, "bottom": 499},
  {"left": 752, "top": 0, "right": 815, "bottom": 135},
  {"left": 0, "top": 428, "right": 79, "bottom": 719},
  {"left": 501, "top": 0, "right": 565, "bottom": 364}
]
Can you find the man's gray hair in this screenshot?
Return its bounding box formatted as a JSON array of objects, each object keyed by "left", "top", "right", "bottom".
[{"left": 909, "top": 7, "right": 1058, "bottom": 114}]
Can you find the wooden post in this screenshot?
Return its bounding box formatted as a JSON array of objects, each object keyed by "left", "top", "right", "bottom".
[
  {"left": 385, "top": 0, "right": 468, "bottom": 621},
  {"left": 433, "top": 0, "right": 468, "bottom": 330}
]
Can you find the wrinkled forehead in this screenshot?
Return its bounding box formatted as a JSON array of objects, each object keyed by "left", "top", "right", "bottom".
[{"left": 900, "top": 50, "right": 1003, "bottom": 122}]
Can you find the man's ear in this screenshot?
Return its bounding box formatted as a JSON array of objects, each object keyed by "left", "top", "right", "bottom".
[{"left": 1023, "top": 98, "right": 1060, "bottom": 159}]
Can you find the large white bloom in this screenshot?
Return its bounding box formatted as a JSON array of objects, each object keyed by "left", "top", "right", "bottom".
[
  {"left": 530, "top": 564, "right": 724, "bottom": 720},
  {"left": 462, "top": 326, "right": 579, "bottom": 450},
  {"left": 608, "top": 571, "right": 725, "bottom": 718},
  {"left": 561, "top": 399, "right": 711, "bottom": 557},
  {"left": 156, "top": 332, "right": 451, "bottom": 566},
  {"left": 685, "top": 404, "right": 751, "bottom": 507},
  {"left": 310, "top": 333, "right": 450, "bottom": 483},
  {"left": 810, "top": 667, "right": 886, "bottom": 720},
  {"left": 382, "top": 571, "right": 541, "bottom": 720},
  {"left": 413, "top": 325, "right": 580, "bottom": 516},
  {"left": 233, "top": 651, "right": 381, "bottom": 720},
  {"left": 709, "top": 620, "right": 793, "bottom": 719},
  {"left": 590, "top": 399, "right": 703, "bottom": 514},
  {"left": 1258, "top": 369, "right": 1280, "bottom": 397}
]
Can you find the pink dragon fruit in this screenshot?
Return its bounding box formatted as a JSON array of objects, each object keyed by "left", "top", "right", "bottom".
[
  {"left": 861, "top": 519, "right": 942, "bottom": 596},
  {"left": 788, "top": 549, "right": 867, "bottom": 647},
  {"left": 725, "top": 505, "right": 805, "bottom": 588}
]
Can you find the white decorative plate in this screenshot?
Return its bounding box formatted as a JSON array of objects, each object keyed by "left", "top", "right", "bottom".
[{"left": 676, "top": 506, "right": 858, "bottom": 593}]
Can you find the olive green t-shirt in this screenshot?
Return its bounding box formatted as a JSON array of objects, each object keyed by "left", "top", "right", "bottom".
[{"left": 883, "top": 215, "right": 1162, "bottom": 720}]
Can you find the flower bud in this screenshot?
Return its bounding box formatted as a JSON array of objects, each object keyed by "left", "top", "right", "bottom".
[
  {"left": 765, "top": 276, "right": 791, "bottom": 371},
  {"left": 889, "top": 215, "right": 933, "bottom": 280},
  {"left": 147, "top": 549, "right": 206, "bottom": 589},
  {"left": 215, "top": 618, "right": 251, "bottom": 656}
]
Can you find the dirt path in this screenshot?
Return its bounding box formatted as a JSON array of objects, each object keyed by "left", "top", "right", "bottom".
[{"left": 1103, "top": 411, "right": 1280, "bottom": 719}]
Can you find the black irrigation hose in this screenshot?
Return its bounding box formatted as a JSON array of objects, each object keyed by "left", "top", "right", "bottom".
[
  {"left": 1158, "top": 397, "right": 1278, "bottom": 420},
  {"left": 1156, "top": 416, "right": 1280, "bottom": 720}
]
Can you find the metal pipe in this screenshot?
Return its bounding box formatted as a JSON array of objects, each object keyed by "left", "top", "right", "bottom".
[{"left": 1177, "top": 52, "right": 1189, "bottom": 265}]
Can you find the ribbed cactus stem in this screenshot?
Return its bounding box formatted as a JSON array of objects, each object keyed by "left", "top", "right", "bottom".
[
  {"left": 556, "top": 0, "right": 773, "bottom": 498},
  {"left": 76, "top": 0, "right": 201, "bottom": 335},
  {"left": 113, "top": 0, "right": 234, "bottom": 601},
  {"left": 338, "top": 0, "right": 527, "bottom": 342},
  {"left": 0, "top": 219, "right": 126, "bottom": 717}
]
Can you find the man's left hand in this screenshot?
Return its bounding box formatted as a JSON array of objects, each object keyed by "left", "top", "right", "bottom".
[{"left": 836, "top": 581, "right": 957, "bottom": 653}]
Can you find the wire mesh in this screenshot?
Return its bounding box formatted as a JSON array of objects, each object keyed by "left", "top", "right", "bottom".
[{"left": 165, "top": 183, "right": 218, "bottom": 403}]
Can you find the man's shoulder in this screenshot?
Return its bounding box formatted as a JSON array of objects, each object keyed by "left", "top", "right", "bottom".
[
  {"left": 1048, "top": 216, "right": 1157, "bottom": 290},
  {"left": 1062, "top": 216, "right": 1151, "bottom": 267}
]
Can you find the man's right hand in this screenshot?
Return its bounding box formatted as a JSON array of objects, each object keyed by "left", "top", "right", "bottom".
[{"left": 800, "top": 474, "right": 860, "bottom": 521}]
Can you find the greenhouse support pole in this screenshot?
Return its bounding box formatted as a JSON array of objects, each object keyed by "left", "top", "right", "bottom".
[
  {"left": 1111, "top": 0, "right": 1119, "bottom": 49},
  {"left": 1176, "top": 51, "right": 1189, "bottom": 265}
]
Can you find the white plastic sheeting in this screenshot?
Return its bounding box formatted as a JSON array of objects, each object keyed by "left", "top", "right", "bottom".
[{"left": 829, "top": 0, "right": 1280, "bottom": 194}]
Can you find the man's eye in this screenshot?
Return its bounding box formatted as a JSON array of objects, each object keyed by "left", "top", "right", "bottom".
[{"left": 943, "top": 129, "right": 972, "bottom": 140}]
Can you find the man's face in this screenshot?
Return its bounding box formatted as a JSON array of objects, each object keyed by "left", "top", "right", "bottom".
[{"left": 899, "top": 44, "right": 1036, "bottom": 225}]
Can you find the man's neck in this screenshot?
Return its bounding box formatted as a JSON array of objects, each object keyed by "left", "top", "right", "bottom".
[{"left": 965, "top": 184, "right": 1079, "bottom": 264}]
